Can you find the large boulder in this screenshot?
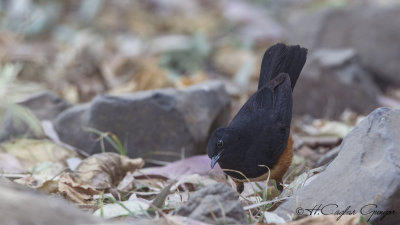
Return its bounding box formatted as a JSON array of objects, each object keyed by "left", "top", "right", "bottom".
[
  {"left": 55, "top": 81, "right": 231, "bottom": 162},
  {"left": 293, "top": 48, "right": 380, "bottom": 119},
  {"left": 275, "top": 108, "right": 400, "bottom": 225},
  {"left": 0, "top": 91, "right": 71, "bottom": 142},
  {"left": 287, "top": 4, "right": 400, "bottom": 86},
  {"left": 175, "top": 183, "right": 248, "bottom": 224}
]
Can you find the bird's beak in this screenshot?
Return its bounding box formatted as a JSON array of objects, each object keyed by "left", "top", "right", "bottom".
[{"left": 211, "top": 150, "right": 224, "bottom": 168}]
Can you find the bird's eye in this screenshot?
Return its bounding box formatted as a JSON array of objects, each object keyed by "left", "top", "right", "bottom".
[{"left": 217, "top": 140, "right": 223, "bottom": 148}]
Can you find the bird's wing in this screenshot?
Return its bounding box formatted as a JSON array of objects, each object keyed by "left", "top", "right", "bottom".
[
  {"left": 258, "top": 44, "right": 307, "bottom": 90},
  {"left": 230, "top": 73, "right": 292, "bottom": 128},
  {"left": 228, "top": 74, "right": 293, "bottom": 173},
  {"left": 252, "top": 74, "right": 293, "bottom": 166}
]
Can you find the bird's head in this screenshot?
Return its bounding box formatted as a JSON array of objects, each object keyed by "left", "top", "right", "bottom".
[
  {"left": 207, "top": 128, "right": 225, "bottom": 168},
  {"left": 208, "top": 127, "right": 237, "bottom": 168}
]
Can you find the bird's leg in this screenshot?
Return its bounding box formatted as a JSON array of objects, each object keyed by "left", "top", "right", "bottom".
[
  {"left": 234, "top": 180, "right": 244, "bottom": 193},
  {"left": 237, "top": 183, "right": 244, "bottom": 193},
  {"left": 276, "top": 181, "right": 283, "bottom": 192}
]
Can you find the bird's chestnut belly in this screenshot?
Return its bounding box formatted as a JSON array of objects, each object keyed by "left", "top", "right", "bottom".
[{"left": 219, "top": 136, "right": 294, "bottom": 182}]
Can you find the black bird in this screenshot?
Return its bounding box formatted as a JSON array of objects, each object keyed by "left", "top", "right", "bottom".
[{"left": 207, "top": 43, "right": 307, "bottom": 193}]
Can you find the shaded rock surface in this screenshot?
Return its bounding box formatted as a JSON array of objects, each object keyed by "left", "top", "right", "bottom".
[
  {"left": 0, "top": 177, "right": 98, "bottom": 225},
  {"left": 0, "top": 91, "right": 71, "bottom": 142},
  {"left": 175, "top": 183, "right": 247, "bottom": 224},
  {"left": 287, "top": 4, "right": 400, "bottom": 86},
  {"left": 276, "top": 108, "right": 400, "bottom": 225},
  {"left": 293, "top": 48, "right": 380, "bottom": 119},
  {"left": 53, "top": 103, "right": 91, "bottom": 151},
  {"left": 55, "top": 81, "right": 230, "bottom": 162}
]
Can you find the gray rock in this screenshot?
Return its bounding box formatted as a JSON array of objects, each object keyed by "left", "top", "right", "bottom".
[
  {"left": 314, "top": 147, "right": 340, "bottom": 168},
  {"left": 0, "top": 178, "right": 98, "bottom": 225},
  {"left": 287, "top": 4, "right": 400, "bottom": 86},
  {"left": 275, "top": 108, "right": 400, "bottom": 225},
  {"left": 0, "top": 91, "right": 71, "bottom": 142},
  {"left": 293, "top": 48, "right": 380, "bottom": 119},
  {"left": 175, "top": 183, "right": 247, "bottom": 224},
  {"left": 53, "top": 103, "right": 92, "bottom": 151},
  {"left": 54, "top": 81, "right": 231, "bottom": 162}
]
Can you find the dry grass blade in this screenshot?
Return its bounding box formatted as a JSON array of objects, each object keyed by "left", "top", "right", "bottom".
[
  {"left": 86, "top": 128, "right": 128, "bottom": 156},
  {"left": 243, "top": 197, "right": 292, "bottom": 210},
  {"left": 8, "top": 104, "right": 44, "bottom": 137},
  {"left": 152, "top": 183, "right": 173, "bottom": 209}
]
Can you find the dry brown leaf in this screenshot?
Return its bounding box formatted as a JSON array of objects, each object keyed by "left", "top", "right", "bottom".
[
  {"left": 109, "top": 57, "right": 172, "bottom": 94},
  {"left": 59, "top": 175, "right": 99, "bottom": 204},
  {"left": 59, "top": 153, "right": 144, "bottom": 204},
  {"left": 74, "top": 153, "right": 144, "bottom": 189},
  {"left": 298, "top": 136, "right": 342, "bottom": 149},
  {"left": 133, "top": 62, "right": 171, "bottom": 90},
  {"left": 0, "top": 152, "right": 24, "bottom": 173},
  {"left": 301, "top": 120, "right": 353, "bottom": 138},
  {"left": 175, "top": 72, "right": 208, "bottom": 87},
  {"left": 214, "top": 47, "right": 257, "bottom": 78},
  {"left": 166, "top": 191, "right": 190, "bottom": 208},
  {"left": 58, "top": 169, "right": 100, "bottom": 204},
  {"left": 14, "top": 162, "right": 65, "bottom": 193},
  {"left": 50, "top": 32, "right": 106, "bottom": 102},
  {"left": 93, "top": 199, "right": 150, "bottom": 219},
  {"left": 171, "top": 174, "right": 217, "bottom": 192},
  {"left": 134, "top": 155, "right": 224, "bottom": 180},
  {"left": 296, "top": 146, "right": 321, "bottom": 162},
  {"left": 117, "top": 171, "right": 136, "bottom": 193},
  {"left": 279, "top": 173, "right": 308, "bottom": 199},
  {"left": 37, "top": 179, "right": 59, "bottom": 193},
  {"left": 135, "top": 178, "right": 165, "bottom": 193},
  {"left": 0, "top": 139, "right": 80, "bottom": 171}
]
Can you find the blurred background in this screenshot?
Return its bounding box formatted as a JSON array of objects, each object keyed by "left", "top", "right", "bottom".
[
  {"left": 1, "top": 0, "right": 400, "bottom": 164},
  {"left": 2, "top": 1, "right": 400, "bottom": 223}
]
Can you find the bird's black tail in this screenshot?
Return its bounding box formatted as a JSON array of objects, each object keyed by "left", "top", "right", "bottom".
[{"left": 258, "top": 43, "right": 307, "bottom": 90}]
